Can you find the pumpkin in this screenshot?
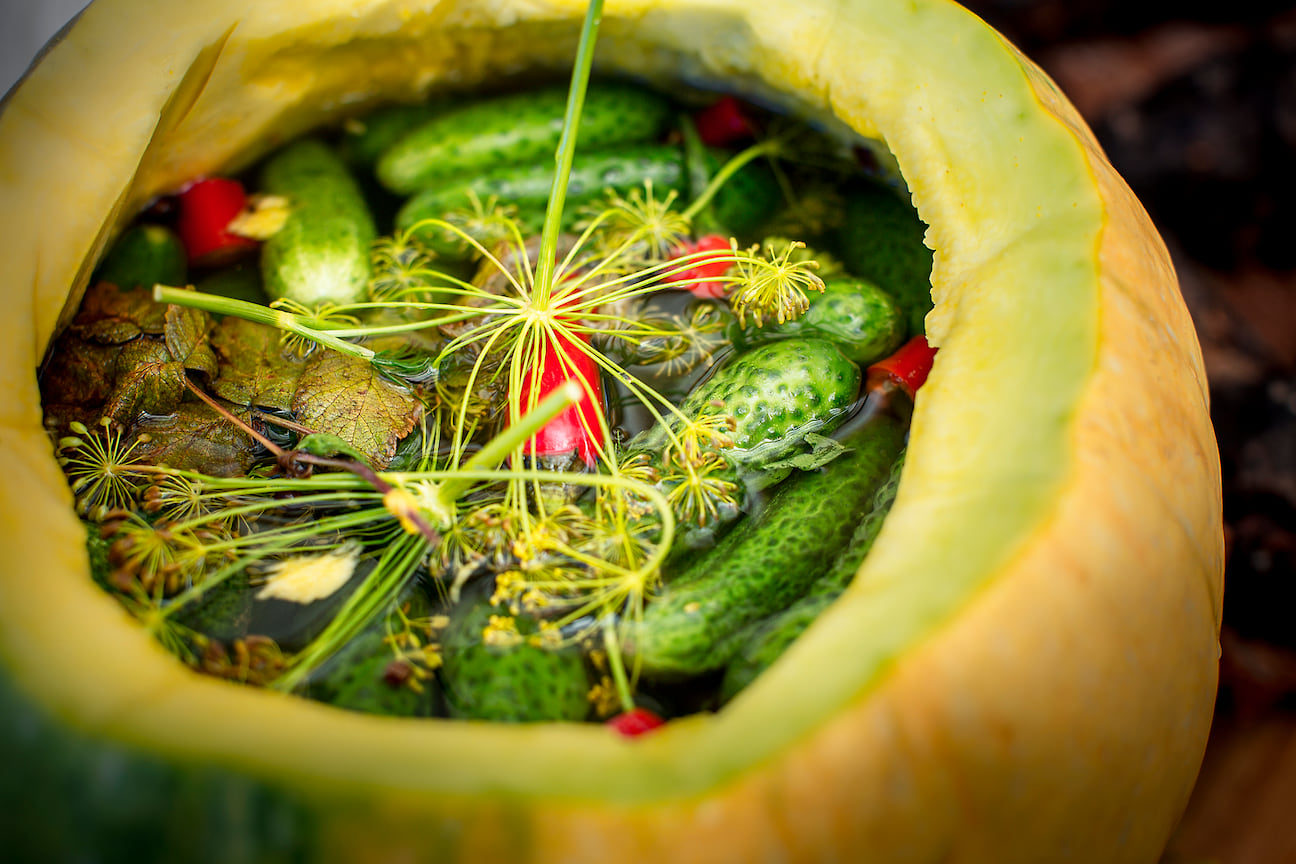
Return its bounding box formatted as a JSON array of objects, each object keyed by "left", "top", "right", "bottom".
[{"left": 0, "top": 0, "right": 1223, "bottom": 861}]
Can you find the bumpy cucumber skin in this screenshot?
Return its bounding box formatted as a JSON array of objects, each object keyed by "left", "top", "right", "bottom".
[
  {"left": 338, "top": 102, "right": 447, "bottom": 168},
  {"left": 837, "top": 179, "right": 933, "bottom": 338},
  {"left": 705, "top": 149, "right": 783, "bottom": 239},
  {"left": 309, "top": 592, "right": 441, "bottom": 718},
  {"left": 94, "top": 223, "right": 187, "bottom": 291},
  {"left": 395, "top": 144, "right": 685, "bottom": 258},
  {"left": 632, "top": 413, "right": 907, "bottom": 678},
  {"left": 733, "top": 277, "right": 905, "bottom": 365},
  {"left": 375, "top": 83, "right": 673, "bottom": 194},
  {"left": 259, "top": 139, "right": 377, "bottom": 307},
  {"left": 718, "top": 452, "right": 906, "bottom": 701},
  {"left": 674, "top": 338, "right": 861, "bottom": 458},
  {"left": 440, "top": 590, "right": 590, "bottom": 723}
]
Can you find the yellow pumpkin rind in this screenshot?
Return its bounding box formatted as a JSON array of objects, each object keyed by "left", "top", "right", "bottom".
[{"left": 0, "top": 1, "right": 1221, "bottom": 861}]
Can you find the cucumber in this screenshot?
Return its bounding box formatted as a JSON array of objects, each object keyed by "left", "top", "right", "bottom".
[
  {"left": 718, "top": 451, "right": 906, "bottom": 702},
  {"left": 730, "top": 276, "right": 905, "bottom": 364},
  {"left": 837, "top": 178, "right": 933, "bottom": 337},
  {"left": 641, "top": 338, "right": 861, "bottom": 464},
  {"left": 194, "top": 262, "right": 267, "bottom": 306},
  {"left": 439, "top": 583, "right": 590, "bottom": 723},
  {"left": 705, "top": 149, "right": 783, "bottom": 239},
  {"left": 259, "top": 138, "right": 377, "bottom": 307},
  {"left": 630, "top": 411, "right": 907, "bottom": 679},
  {"left": 375, "top": 83, "right": 673, "bottom": 194},
  {"left": 308, "top": 588, "right": 442, "bottom": 718},
  {"left": 395, "top": 144, "right": 685, "bottom": 259},
  {"left": 338, "top": 102, "right": 449, "bottom": 168},
  {"left": 94, "top": 223, "right": 187, "bottom": 291}
]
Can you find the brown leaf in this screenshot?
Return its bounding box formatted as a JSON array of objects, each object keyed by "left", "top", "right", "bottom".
[
  {"left": 209, "top": 317, "right": 305, "bottom": 411},
  {"left": 131, "top": 402, "right": 262, "bottom": 476},
  {"left": 292, "top": 351, "right": 420, "bottom": 467},
  {"left": 165, "top": 304, "right": 218, "bottom": 379},
  {"left": 39, "top": 333, "right": 121, "bottom": 408},
  {"left": 105, "top": 340, "right": 186, "bottom": 421},
  {"left": 71, "top": 282, "right": 167, "bottom": 344}
]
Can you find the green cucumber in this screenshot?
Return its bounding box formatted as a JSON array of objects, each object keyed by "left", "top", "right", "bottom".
[
  {"left": 631, "top": 411, "right": 907, "bottom": 679},
  {"left": 308, "top": 588, "right": 442, "bottom": 718},
  {"left": 194, "top": 262, "right": 267, "bottom": 306},
  {"left": 642, "top": 338, "right": 861, "bottom": 463},
  {"left": 837, "top": 178, "right": 933, "bottom": 337},
  {"left": 439, "top": 584, "right": 590, "bottom": 723},
  {"left": 705, "top": 149, "right": 783, "bottom": 239},
  {"left": 259, "top": 138, "right": 377, "bottom": 307},
  {"left": 338, "top": 102, "right": 449, "bottom": 168},
  {"left": 718, "top": 451, "right": 906, "bottom": 702},
  {"left": 730, "top": 276, "right": 904, "bottom": 364},
  {"left": 94, "top": 223, "right": 187, "bottom": 291},
  {"left": 395, "top": 144, "right": 685, "bottom": 259},
  {"left": 375, "top": 83, "right": 673, "bottom": 194}
]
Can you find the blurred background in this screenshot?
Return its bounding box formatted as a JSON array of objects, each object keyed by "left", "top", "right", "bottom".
[
  {"left": 4, "top": 0, "right": 1294, "bottom": 861},
  {"left": 961, "top": 2, "right": 1296, "bottom": 861}
]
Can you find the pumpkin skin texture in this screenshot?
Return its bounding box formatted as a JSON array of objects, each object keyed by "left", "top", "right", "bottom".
[{"left": 0, "top": 0, "right": 1222, "bottom": 862}]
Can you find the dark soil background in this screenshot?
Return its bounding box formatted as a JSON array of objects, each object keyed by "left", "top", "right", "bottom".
[{"left": 961, "top": 2, "right": 1296, "bottom": 861}]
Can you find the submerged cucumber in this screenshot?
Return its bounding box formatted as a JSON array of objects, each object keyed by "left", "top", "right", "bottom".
[
  {"left": 338, "top": 102, "right": 449, "bottom": 169},
  {"left": 645, "top": 338, "right": 861, "bottom": 463},
  {"left": 837, "top": 179, "right": 933, "bottom": 337},
  {"left": 718, "top": 452, "right": 906, "bottom": 702},
  {"left": 259, "top": 138, "right": 377, "bottom": 307},
  {"left": 440, "top": 584, "right": 590, "bottom": 723},
  {"left": 376, "top": 83, "right": 673, "bottom": 194},
  {"left": 395, "top": 144, "right": 685, "bottom": 259},
  {"left": 631, "top": 411, "right": 907, "bottom": 678},
  {"left": 731, "top": 277, "right": 905, "bottom": 364},
  {"left": 94, "top": 224, "right": 187, "bottom": 291},
  {"left": 309, "top": 588, "right": 442, "bottom": 718}
]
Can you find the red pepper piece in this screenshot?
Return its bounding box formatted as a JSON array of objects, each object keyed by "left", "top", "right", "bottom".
[
  {"left": 176, "top": 177, "right": 260, "bottom": 267},
  {"left": 669, "top": 234, "right": 732, "bottom": 299},
  {"left": 519, "top": 330, "right": 606, "bottom": 467},
  {"left": 693, "top": 96, "right": 755, "bottom": 147},
  {"left": 866, "top": 335, "right": 938, "bottom": 399},
  {"left": 607, "top": 707, "right": 665, "bottom": 737}
]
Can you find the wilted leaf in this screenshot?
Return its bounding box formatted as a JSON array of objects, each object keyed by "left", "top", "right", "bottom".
[
  {"left": 293, "top": 352, "right": 420, "bottom": 468},
  {"left": 131, "top": 402, "right": 262, "bottom": 476},
  {"left": 165, "top": 304, "right": 218, "bottom": 379},
  {"left": 209, "top": 317, "right": 305, "bottom": 411},
  {"left": 105, "top": 340, "right": 186, "bottom": 421},
  {"left": 40, "top": 333, "right": 121, "bottom": 407},
  {"left": 71, "top": 282, "right": 167, "bottom": 344}
]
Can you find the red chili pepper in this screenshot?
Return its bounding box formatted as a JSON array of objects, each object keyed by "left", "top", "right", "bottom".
[
  {"left": 176, "top": 177, "right": 260, "bottom": 267},
  {"left": 519, "top": 330, "right": 606, "bottom": 467},
  {"left": 669, "top": 234, "right": 732, "bottom": 299},
  {"left": 607, "top": 707, "right": 665, "bottom": 736},
  {"left": 693, "top": 96, "right": 755, "bottom": 147},
  {"left": 866, "top": 335, "right": 938, "bottom": 399}
]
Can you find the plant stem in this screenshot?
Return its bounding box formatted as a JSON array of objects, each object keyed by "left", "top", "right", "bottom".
[
  {"left": 533, "top": 0, "right": 604, "bottom": 305},
  {"left": 153, "top": 286, "right": 375, "bottom": 362},
  {"left": 680, "top": 138, "right": 783, "bottom": 223}
]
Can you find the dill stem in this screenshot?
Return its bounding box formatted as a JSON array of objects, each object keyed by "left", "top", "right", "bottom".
[
  {"left": 153, "top": 285, "right": 375, "bottom": 362},
  {"left": 680, "top": 138, "right": 783, "bottom": 223},
  {"left": 533, "top": 0, "right": 604, "bottom": 304},
  {"left": 603, "top": 620, "right": 634, "bottom": 713}
]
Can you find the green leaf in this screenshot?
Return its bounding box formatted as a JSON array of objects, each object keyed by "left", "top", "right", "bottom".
[
  {"left": 164, "top": 304, "right": 218, "bottom": 379},
  {"left": 296, "top": 433, "right": 370, "bottom": 462},
  {"left": 292, "top": 351, "right": 421, "bottom": 468},
  {"left": 760, "top": 432, "right": 851, "bottom": 472},
  {"left": 104, "top": 340, "right": 186, "bottom": 421},
  {"left": 131, "top": 402, "right": 263, "bottom": 477},
  {"left": 209, "top": 317, "right": 305, "bottom": 411}
]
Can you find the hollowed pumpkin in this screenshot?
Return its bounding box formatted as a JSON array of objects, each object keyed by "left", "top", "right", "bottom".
[{"left": 0, "top": 0, "right": 1222, "bottom": 861}]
